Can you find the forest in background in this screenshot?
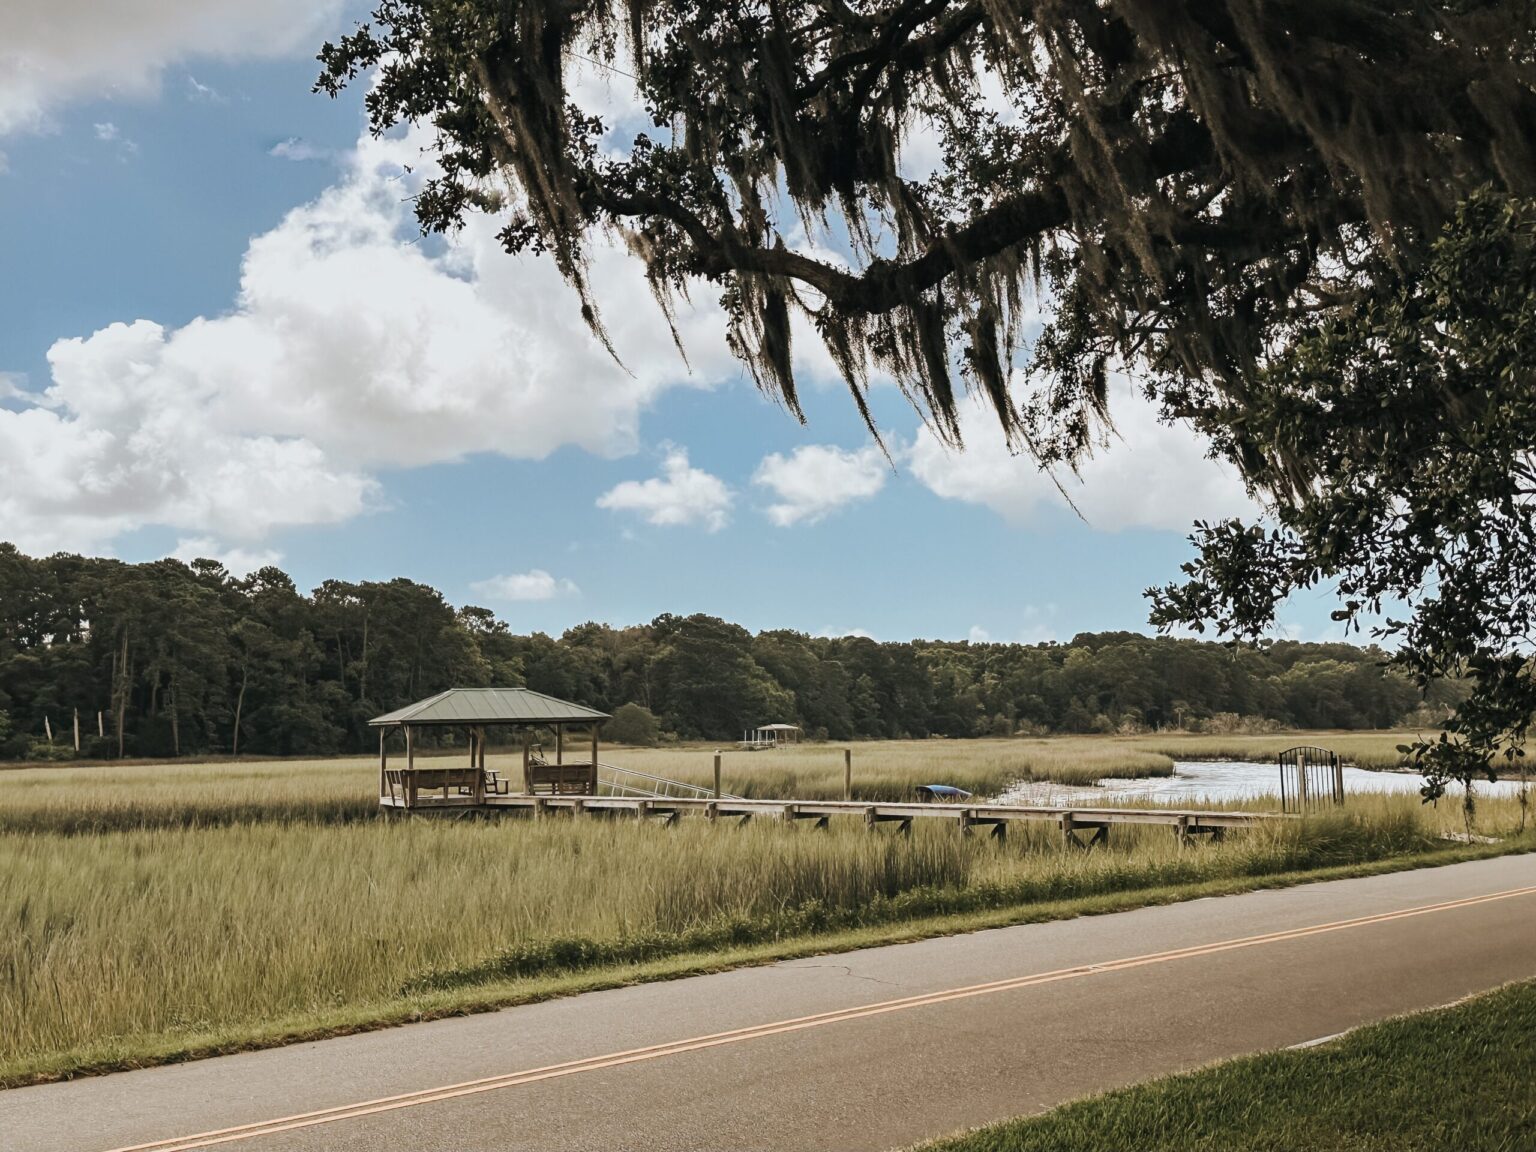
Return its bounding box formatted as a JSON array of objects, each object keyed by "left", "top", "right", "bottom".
[{"left": 0, "top": 544, "right": 1461, "bottom": 760}]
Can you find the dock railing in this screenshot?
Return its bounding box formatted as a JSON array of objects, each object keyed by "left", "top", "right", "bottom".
[{"left": 598, "top": 762, "right": 741, "bottom": 800}]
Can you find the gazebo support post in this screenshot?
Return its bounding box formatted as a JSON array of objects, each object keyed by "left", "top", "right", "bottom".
[
  {"left": 404, "top": 724, "right": 415, "bottom": 809},
  {"left": 378, "top": 727, "right": 387, "bottom": 801},
  {"left": 556, "top": 726, "right": 564, "bottom": 765},
  {"left": 472, "top": 725, "right": 486, "bottom": 805},
  {"left": 590, "top": 723, "right": 599, "bottom": 794},
  {"left": 522, "top": 728, "right": 533, "bottom": 792}
]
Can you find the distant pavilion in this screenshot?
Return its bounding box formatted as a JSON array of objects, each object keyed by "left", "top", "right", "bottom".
[{"left": 740, "top": 723, "right": 802, "bottom": 750}]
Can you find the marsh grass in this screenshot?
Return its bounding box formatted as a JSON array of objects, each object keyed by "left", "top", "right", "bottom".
[
  {"left": 0, "top": 757, "right": 381, "bottom": 834},
  {"left": 0, "top": 739, "right": 1176, "bottom": 833},
  {"left": 606, "top": 738, "right": 1175, "bottom": 800},
  {"left": 1131, "top": 730, "right": 1417, "bottom": 770},
  {"left": 3, "top": 731, "right": 1527, "bottom": 1085},
  {"left": 2, "top": 790, "right": 1529, "bottom": 1083},
  {"left": 0, "top": 732, "right": 1444, "bottom": 837}
]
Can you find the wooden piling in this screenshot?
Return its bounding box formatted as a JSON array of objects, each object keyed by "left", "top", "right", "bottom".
[
  {"left": 714, "top": 752, "right": 722, "bottom": 799},
  {"left": 844, "top": 748, "right": 852, "bottom": 801}
]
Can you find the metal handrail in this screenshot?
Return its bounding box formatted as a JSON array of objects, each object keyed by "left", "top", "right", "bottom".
[{"left": 596, "top": 762, "right": 740, "bottom": 800}]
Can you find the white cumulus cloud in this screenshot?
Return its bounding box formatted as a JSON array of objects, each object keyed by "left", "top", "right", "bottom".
[
  {"left": 753, "top": 443, "right": 888, "bottom": 526},
  {"left": 0, "top": 0, "right": 347, "bottom": 136},
  {"left": 597, "top": 449, "right": 733, "bottom": 531},
  {"left": 0, "top": 119, "right": 737, "bottom": 555},
  {"left": 470, "top": 570, "right": 581, "bottom": 602},
  {"left": 908, "top": 380, "right": 1257, "bottom": 532}
]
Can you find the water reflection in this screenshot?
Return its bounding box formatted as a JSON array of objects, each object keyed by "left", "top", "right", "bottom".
[{"left": 995, "top": 760, "right": 1530, "bottom": 808}]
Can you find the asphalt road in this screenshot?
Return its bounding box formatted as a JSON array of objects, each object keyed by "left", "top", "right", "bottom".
[{"left": 5, "top": 854, "right": 1535, "bottom": 1152}]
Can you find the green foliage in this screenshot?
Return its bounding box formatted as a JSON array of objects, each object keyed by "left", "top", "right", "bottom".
[
  {"left": 605, "top": 702, "right": 660, "bottom": 746},
  {"left": 1152, "top": 193, "right": 1536, "bottom": 795},
  {"left": 0, "top": 545, "right": 1437, "bottom": 757},
  {"left": 23, "top": 740, "right": 74, "bottom": 763}
]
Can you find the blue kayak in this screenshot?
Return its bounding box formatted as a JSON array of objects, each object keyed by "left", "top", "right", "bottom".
[{"left": 915, "top": 784, "right": 973, "bottom": 801}]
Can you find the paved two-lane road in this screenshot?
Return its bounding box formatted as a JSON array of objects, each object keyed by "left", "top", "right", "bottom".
[{"left": 5, "top": 854, "right": 1535, "bottom": 1152}]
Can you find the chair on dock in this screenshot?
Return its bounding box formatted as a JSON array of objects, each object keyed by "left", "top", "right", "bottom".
[{"left": 458, "top": 769, "right": 510, "bottom": 796}]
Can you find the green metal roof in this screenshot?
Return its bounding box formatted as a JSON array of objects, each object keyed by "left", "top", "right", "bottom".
[{"left": 369, "top": 688, "right": 610, "bottom": 727}]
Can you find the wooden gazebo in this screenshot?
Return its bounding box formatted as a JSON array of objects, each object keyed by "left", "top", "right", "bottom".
[
  {"left": 371, "top": 688, "right": 609, "bottom": 809},
  {"left": 740, "top": 723, "right": 801, "bottom": 750}
]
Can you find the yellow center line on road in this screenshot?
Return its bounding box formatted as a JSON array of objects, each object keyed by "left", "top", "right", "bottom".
[{"left": 103, "top": 883, "right": 1536, "bottom": 1152}]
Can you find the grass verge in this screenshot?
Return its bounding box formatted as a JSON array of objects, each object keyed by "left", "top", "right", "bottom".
[
  {"left": 1, "top": 834, "right": 1527, "bottom": 1091},
  {"left": 916, "top": 978, "right": 1536, "bottom": 1152}
]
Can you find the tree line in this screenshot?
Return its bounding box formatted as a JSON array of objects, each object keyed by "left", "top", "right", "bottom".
[{"left": 0, "top": 544, "right": 1458, "bottom": 760}]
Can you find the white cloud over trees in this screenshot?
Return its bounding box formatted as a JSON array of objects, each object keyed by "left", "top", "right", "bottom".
[
  {"left": 597, "top": 449, "right": 734, "bottom": 532},
  {"left": 169, "top": 537, "right": 283, "bottom": 579},
  {"left": 754, "top": 444, "right": 889, "bottom": 526},
  {"left": 469, "top": 570, "right": 581, "bottom": 602}
]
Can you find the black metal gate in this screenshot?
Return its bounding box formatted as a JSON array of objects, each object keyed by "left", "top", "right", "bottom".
[{"left": 1278, "top": 745, "right": 1344, "bottom": 812}]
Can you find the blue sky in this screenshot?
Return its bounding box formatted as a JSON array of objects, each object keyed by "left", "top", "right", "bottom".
[{"left": 0, "top": 3, "right": 1342, "bottom": 644}]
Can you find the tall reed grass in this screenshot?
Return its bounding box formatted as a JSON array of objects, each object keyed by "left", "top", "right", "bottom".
[
  {"left": 609, "top": 738, "right": 1174, "bottom": 801},
  {"left": 2, "top": 791, "right": 1527, "bottom": 1082},
  {"left": 0, "top": 732, "right": 1436, "bottom": 838},
  {"left": 0, "top": 757, "right": 381, "bottom": 834},
  {"left": 0, "top": 739, "right": 1178, "bottom": 833},
  {"left": 1133, "top": 731, "right": 1416, "bottom": 771}
]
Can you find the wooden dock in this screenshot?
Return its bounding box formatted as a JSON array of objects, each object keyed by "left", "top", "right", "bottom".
[{"left": 379, "top": 792, "right": 1278, "bottom": 844}]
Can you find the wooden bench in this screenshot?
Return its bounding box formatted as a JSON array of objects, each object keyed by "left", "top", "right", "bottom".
[
  {"left": 525, "top": 760, "right": 597, "bottom": 795},
  {"left": 386, "top": 766, "right": 484, "bottom": 808}
]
